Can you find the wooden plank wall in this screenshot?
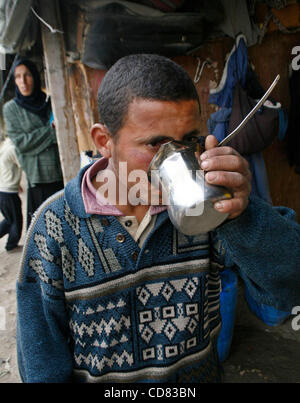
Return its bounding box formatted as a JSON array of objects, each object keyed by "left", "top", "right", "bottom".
[
  {"left": 40, "top": 0, "right": 80, "bottom": 184},
  {"left": 67, "top": 6, "right": 300, "bottom": 219},
  {"left": 249, "top": 32, "right": 300, "bottom": 218}
]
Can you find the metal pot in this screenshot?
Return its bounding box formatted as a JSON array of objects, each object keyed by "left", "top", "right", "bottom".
[
  {"left": 148, "top": 140, "right": 232, "bottom": 235},
  {"left": 147, "top": 75, "right": 281, "bottom": 235}
]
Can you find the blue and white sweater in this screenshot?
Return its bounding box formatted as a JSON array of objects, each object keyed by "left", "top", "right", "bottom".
[{"left": 16, "top": 164, "right": 300, "bottom": 383}]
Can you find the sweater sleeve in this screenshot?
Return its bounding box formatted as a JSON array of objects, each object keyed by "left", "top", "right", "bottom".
[
  {"left": 16, "top": 205, "right": 73, "bottom": 383},
  {"left": 213, "top": 195, "right": 300, "bottom": 312},
  {"left": 3, "top": 101, "right": 57, "bottom": 156}
]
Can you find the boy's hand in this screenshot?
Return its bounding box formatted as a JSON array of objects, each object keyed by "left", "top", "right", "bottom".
[{"left": 199, "top": 135, "right": 252, "bottom": 219}]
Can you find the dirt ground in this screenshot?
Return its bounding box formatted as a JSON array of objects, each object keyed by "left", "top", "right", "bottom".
[
  {"left": 223, "top": 291, "right": 300, "bottom": 383},
  {"left": 0, "top": 178, "right": 299, "bottom": 383}
]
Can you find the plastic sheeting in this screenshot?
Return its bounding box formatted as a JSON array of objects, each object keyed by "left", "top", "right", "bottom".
[
  {"left": 0, "top": 0, "right": 37, "bottom": 53},
  {"left": 80, "top": 0, "right": 224, "bottom": 69}
]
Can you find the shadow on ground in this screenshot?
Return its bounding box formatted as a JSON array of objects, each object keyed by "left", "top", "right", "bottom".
[{"left": 223, "top": 285, "right": 300, "bottom": 383}]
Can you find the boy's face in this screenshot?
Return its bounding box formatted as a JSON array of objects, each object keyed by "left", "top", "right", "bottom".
[
  {"left": 98, "top": 98, "right": 201, "bottom": 201},
  {"left": 92, "top": 96, "right": 251, "bottom": 218}
]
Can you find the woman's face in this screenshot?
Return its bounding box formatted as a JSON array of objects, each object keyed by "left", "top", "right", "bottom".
[{"left": 14, "top": 64, "right": 34, "bottom": 96}]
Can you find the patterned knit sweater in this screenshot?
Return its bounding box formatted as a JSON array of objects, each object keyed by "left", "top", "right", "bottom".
[{"left": 16, "top": 164, "right": 300, "bottom": 383}]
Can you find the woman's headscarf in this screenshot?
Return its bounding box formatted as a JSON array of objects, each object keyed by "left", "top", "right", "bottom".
[{"left": 13, "top": 58, "right": 50, "bottom": 123}]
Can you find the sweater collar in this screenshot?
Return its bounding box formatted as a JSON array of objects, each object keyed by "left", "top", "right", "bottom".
[
  {"left": 64, "top": 163, "right": 93, "bottom": 218},
  {"left": 81, "top": 157, "right": 167, "bottom": 216},
  {"left": 64, "top": 158, "right": 168, "bottom": 219}
]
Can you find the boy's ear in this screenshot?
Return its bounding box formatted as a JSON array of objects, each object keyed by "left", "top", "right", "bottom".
[{"left": 91, "top": 123, "right": 113, "bottom": 158}]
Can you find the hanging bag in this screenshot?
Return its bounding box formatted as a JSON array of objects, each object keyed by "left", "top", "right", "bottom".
[{"left": 227, "top": 81, "right": 280, "bottom": 155}]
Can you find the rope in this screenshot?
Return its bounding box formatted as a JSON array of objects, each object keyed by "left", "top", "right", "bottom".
[
  {"left": 31, "top": 7, "right": 63, "bottom": 34},
  {"left": 259, "top": 5, "right": 300, "bottom": 44},
  {"left": 194, "top": 58, "right": 212, "bottom": 83}
]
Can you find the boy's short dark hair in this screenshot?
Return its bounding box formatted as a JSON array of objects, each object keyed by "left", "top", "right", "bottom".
[{"left": 97, "top": 54, "right": 200, "bottom": 136}]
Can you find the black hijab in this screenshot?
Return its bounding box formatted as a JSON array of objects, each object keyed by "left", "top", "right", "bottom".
[{"left": 13, "top": 58, "right": 50, "bottom": 123}]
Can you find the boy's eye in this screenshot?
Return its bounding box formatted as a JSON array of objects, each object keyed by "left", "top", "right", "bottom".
[
  {"left": 185, "top": 135, "right": 199, "bottom": 144},
  {"left": 148, "top": 138, "right": 170, "bottom": 148}
]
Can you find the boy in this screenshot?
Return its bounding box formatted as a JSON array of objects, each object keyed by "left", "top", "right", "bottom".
[{"left": 16, "top": 54, "right": 300, "bottom": 383}]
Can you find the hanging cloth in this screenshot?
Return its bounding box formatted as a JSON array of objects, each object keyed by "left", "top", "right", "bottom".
[{"left": 207, "top": 34, "right": 272, "bottom": 204}]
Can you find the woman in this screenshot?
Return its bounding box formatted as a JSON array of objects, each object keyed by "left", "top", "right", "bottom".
[{"left": 3, "top": 58, "right": 63, "bottom": 229}]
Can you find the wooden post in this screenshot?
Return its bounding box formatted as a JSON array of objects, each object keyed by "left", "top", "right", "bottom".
[
  {"left": 67, "top": 62, "right": 97, "bottom": 154},
  {"left": 39, "top": 0, "right": 80, "bottom": 184}
]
